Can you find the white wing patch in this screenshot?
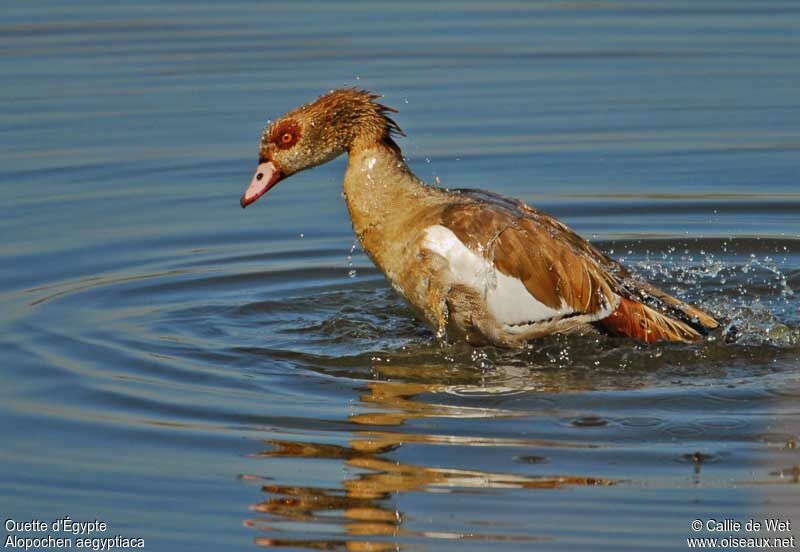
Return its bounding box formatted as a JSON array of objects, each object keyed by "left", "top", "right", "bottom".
[{"left": 422, "top": 225, "right": 577, "bottom": 328}]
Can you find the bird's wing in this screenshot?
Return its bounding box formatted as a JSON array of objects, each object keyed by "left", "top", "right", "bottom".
[
  {"left": 431, "top": 189, "right": 718, "bottom": 337},
  {"left": 428, "top": 194, "right": 619, "bottom": 327}
]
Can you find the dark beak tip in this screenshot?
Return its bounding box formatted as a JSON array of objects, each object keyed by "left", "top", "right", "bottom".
[{"left": 240, "top": 196, "right": 248, "bottom": 209}]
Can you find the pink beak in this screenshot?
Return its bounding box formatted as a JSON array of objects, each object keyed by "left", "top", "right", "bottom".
[{"left": 241, "top": 161, "right": 283, "bottom": 208}]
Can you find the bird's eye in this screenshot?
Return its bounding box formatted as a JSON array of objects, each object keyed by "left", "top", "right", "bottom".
[{"left": 272, "top": 120, "right": 300, "bottom": 150}]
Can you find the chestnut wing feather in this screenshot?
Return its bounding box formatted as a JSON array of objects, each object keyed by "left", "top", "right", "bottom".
[
  {"left": 440, "top": 194, "right": 618, "bottom": 319},
  {"left": 441, "top": 189, "right": 718, "bottom": 333}
]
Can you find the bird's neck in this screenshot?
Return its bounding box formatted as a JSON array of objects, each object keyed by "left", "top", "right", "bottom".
[
  {"left": 343, "top": 143, "right": 438, "bottom": 265},
  {"left": 343, "top": 144, "right": 430, "bottom": 237}
]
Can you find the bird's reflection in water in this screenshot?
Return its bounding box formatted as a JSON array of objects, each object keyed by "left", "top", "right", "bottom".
[{"left": 243, "top": 362, "right": 614, "bottom": 550}]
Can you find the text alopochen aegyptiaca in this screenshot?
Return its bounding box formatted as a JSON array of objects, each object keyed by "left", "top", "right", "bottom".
[{"left": 241, "top": 89, "right": 719, "bottom": 347}]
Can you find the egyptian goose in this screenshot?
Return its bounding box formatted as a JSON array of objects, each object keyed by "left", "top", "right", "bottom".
[{"left": 241, "top": 89, "right": 719, "bottom": 347}]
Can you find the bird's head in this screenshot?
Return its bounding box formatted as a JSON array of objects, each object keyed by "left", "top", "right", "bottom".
[{"left": 241, "top": 88, "right": 403, "bottom": 208}]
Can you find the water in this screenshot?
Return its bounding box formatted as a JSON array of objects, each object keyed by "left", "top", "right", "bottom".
[{"left": 2, "top": 2, "right": 800, "bottom": 550}]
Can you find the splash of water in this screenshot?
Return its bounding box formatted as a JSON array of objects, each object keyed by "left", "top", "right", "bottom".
[
  {"left": 630, "top": 243, "right": 799, "bottom": 348},
  {"left": 346, "top": 240, "right": 358, "bottom": 278}
]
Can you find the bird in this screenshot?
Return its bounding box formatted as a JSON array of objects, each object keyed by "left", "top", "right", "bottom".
[{"left": 240, "top": 88, "right": 719, "bottom": 347}]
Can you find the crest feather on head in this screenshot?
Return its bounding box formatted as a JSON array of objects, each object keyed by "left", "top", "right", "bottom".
[{"left": 262, "top": 88, "right": 405, "bottom": 154}]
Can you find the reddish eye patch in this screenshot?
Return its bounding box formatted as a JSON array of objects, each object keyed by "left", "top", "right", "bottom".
[{"left": 270, "top": 119, "right": 301, "bottom": 150}]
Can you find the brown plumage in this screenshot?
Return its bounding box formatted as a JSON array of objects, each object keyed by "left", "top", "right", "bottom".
[
  {"left": 601, "top": 297, "right": 702, "bottom": 343},
  {"left": 441, "top": 197, "right": 616, "bottom": 314},
  {"left": 241, "top": 88, "right": 720, "bottom": 347},
  {"left": 260, "top": 88, "right": 404, "bottom": 162}
]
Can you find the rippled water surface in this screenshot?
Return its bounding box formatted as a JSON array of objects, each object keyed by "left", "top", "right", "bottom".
[{"left": 2, "top": 2, "right": 800, "bottom": 551}]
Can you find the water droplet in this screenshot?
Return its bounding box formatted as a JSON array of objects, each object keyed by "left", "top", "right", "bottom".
[{"left": 346, "top": 240, "right": 358, "bottom": 278}]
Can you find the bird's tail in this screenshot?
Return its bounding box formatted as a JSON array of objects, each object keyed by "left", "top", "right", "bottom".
[{"left": 599, "top": 296, "right": 716, "bottom": 343}]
